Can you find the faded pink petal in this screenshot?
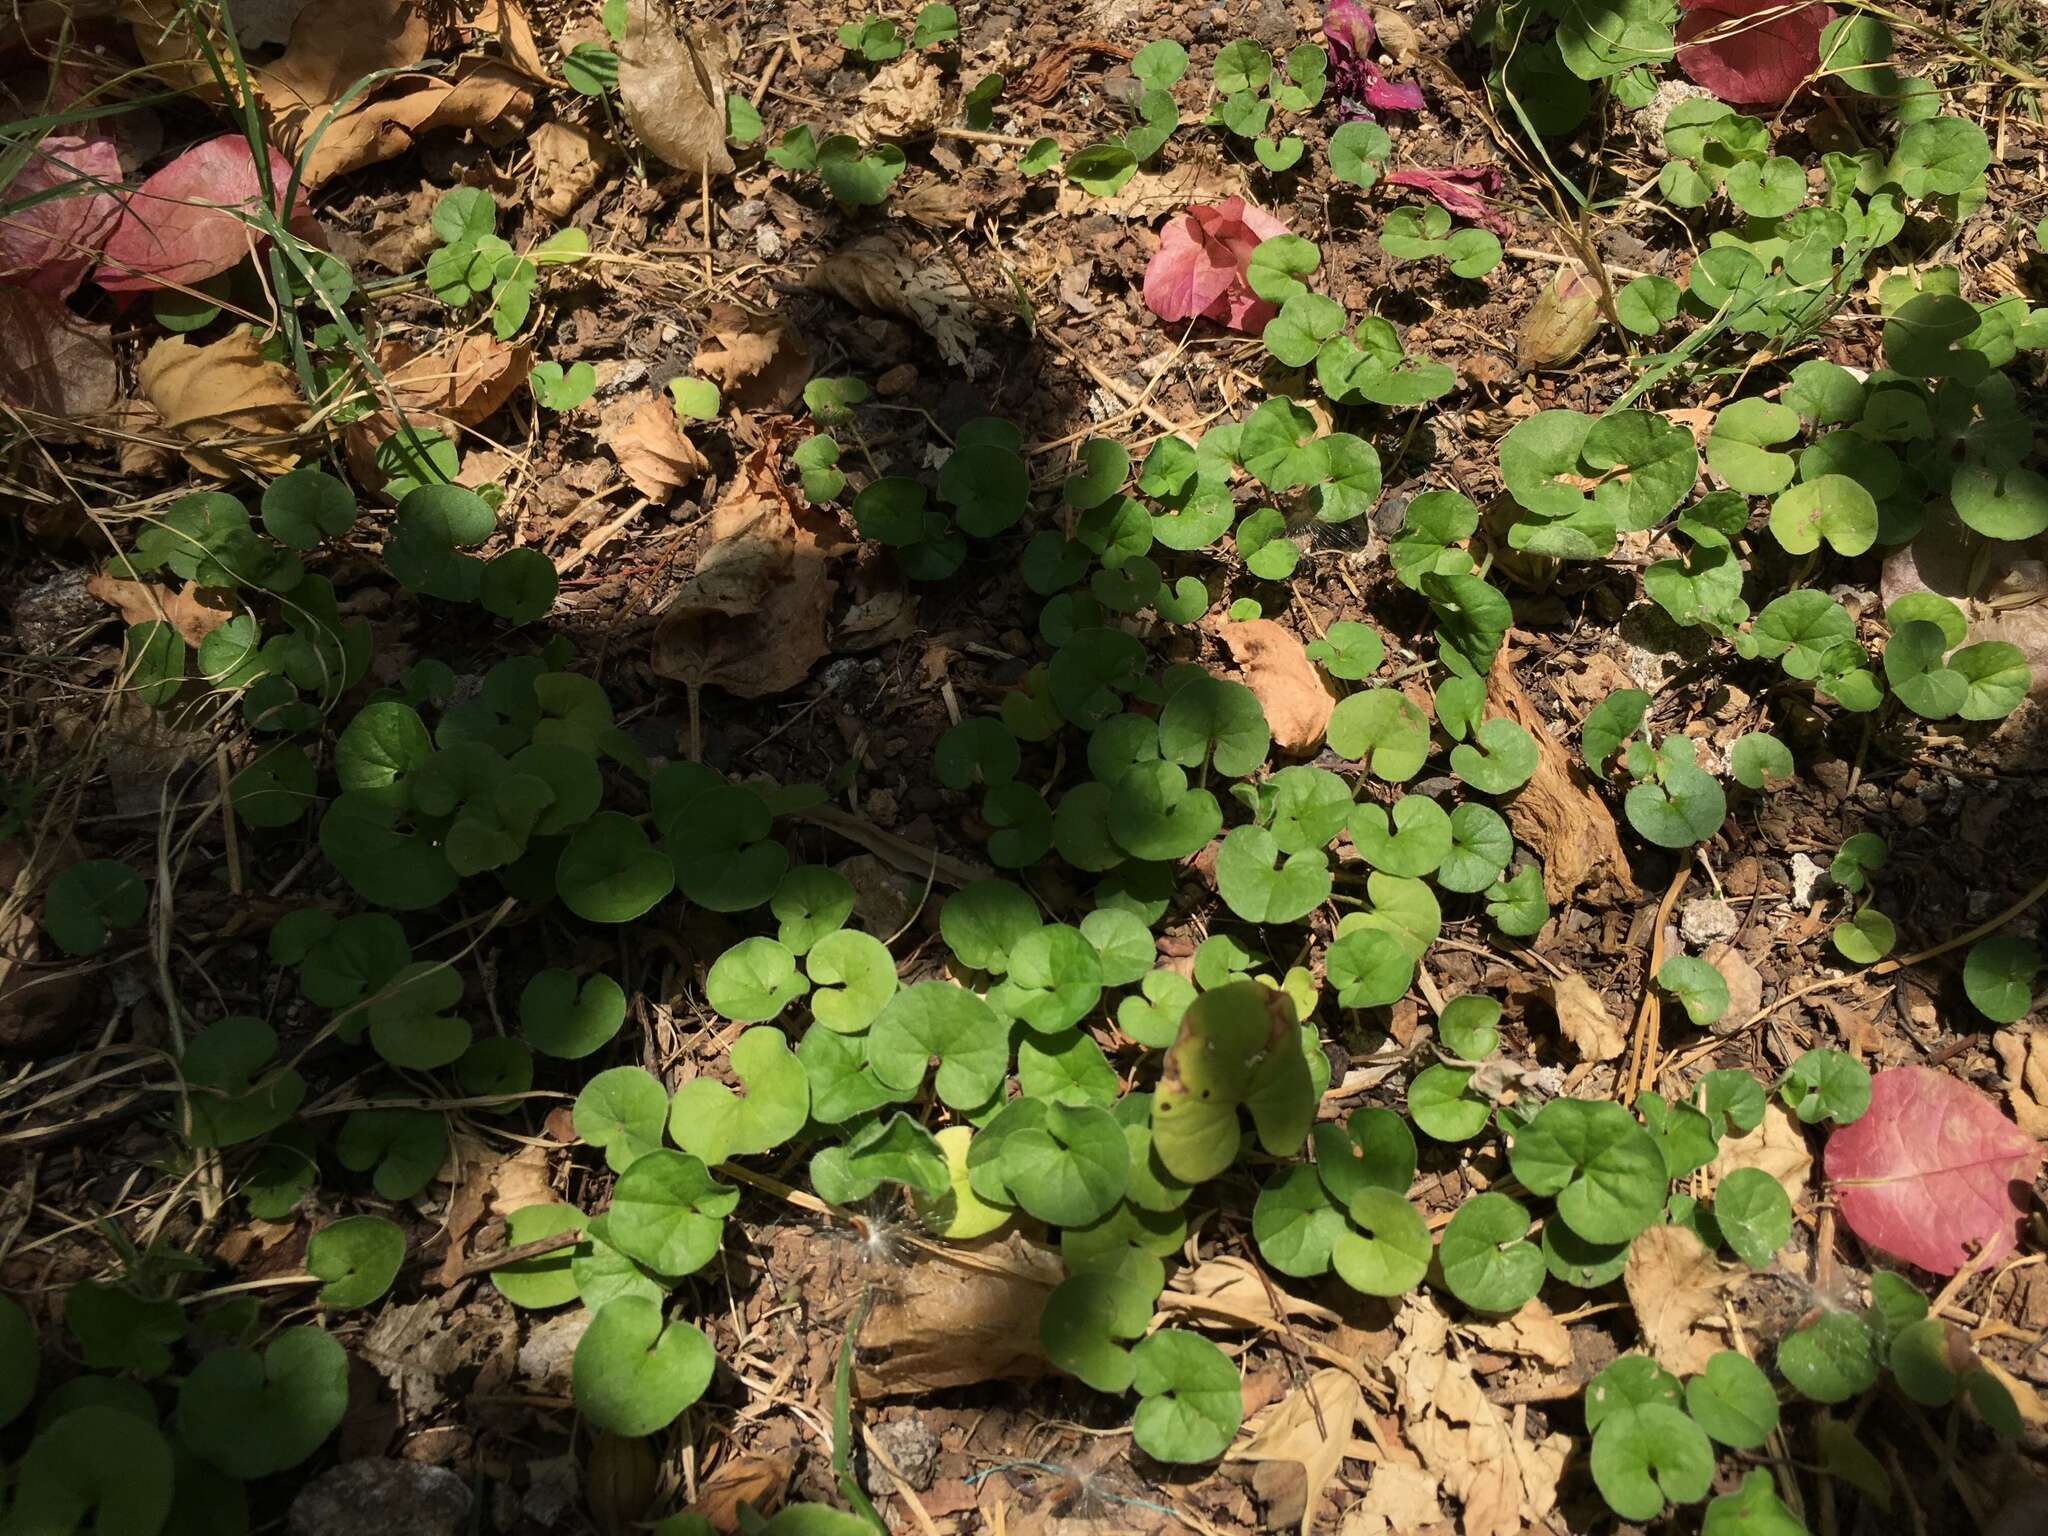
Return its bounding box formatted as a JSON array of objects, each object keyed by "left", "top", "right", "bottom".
[
  {"left": 1326, "top": 0, "right": 1425, "bottom": 119},
  {"left": 1384, "top": 166, "right": 1512, "bottom": 237},
  {"left": 1677, "top": 0, "right": 1832, "bottom": 107},
  {"left": 1143, "top": 197, "right": 1291, "bottom": 332},
  {"left": 98, "top": 134, "right": 319, "bottom": 293},
  {"left": 1825, "top": 1066, "right": 2043, "bottom": 1276},
  {"left": 0, "top": 132, "right": 122, "bottom": 300}
]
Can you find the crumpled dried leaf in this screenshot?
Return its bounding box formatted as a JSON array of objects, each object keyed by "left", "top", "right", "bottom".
[
  {"left": 0, "top": 130, "right": 122, "bottom": 299},
  {"left": 1386, "top": 1294, "right": 1570, "bottom": 1536},
  {"left": 854, "top": 52, "right": 947, "bottom": 140},
  {"left": 652, "top": 431, "right": 852, "bottom": 699},
  {"left": 685, "top": 1453, "right": 791, "bottom": 1533},
  {"left": 0, "top": 289, "right": 120, "bottom": 432},
  {"left": 1212, "top": 617, "right": 1335, "bottom": 755},
  {"left": 1624, "top": 1225, "right": 1735, "bottom": 1375},
  {"left": 529, "top": 118, "right": 612, "bottom": 220},
  {"left": 225, "top": 0, "right": 315, "bottom": 48},
  {"left": 691, "top": 302, "right": 814, "bottom": 413},
  {"left": 1516, "top": 261, "right": 1605, "bottom": 372},
  {"left": 1352, "top": 1462, "right": 1446, "bottom": 1535},
  {"left": 474, "top": 0, "right": 550, "bottom": 82},
  {"left": 601, "top": 394, "right": 707, "bottom": 501},
  {"left": 380, "top": 332, "right": 532, "bottom": 427},
  {"left": 1464, "top": 1298, "right": 1573, "bottom": 1369},
  {"left": 1228, "top": 1368, "right": 1362, "bottom": 1535},
  {"left": 1710, "top": 1100, "right": 1811, "bottom": 1202},
  {"left": 1383, "top": 166, "right": 1509, "bottom": 234},
  {"left": 1485, "top": 650, "right": 1638, "bottom": 904},
  {"left": 1053, "top": 160, "right": 1242, "bottom": 220},
  {"left": 138, "top": 328, "right": 306, "bottom": 477},
  {"left": 99, "top": 134, "right": 320, "bottom": 293},
  {"left": 285, "top": 61, "right": 535, "bottom": 188},
  {"left": 855, "top": 1230, "right": 1064, "bottom": 1395},
  {"left": 1701, "top": 941, "right": 1763, "bottom": 1033},
  {"left": 86, "top": 574, "right": 236, "bottom": 647},
  {"left": 811, "top": 232, "right": 978, "bottom": 367},
  {"left": 1993, "top": 1026, "right": 2048, "bottom": 1139},
  {"left": 618, "top": 0, "right": 732, "bottom": 179},
  {"left": 1547, "top": 973, "right": 1626, "bottom": 1062},
  {"left": 252, "top": 0, "right": 428, "bottom": 113},
  {"left": 0, "top": 839, "right": 86, "bottom": 1051}
]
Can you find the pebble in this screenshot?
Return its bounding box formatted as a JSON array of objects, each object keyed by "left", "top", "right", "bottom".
[
  {"left": 1789, "top": 852, "right": 1825, "bottom": 910},
  {"left": 869, "top": 1415, "right": 943, "bottom": 1492},
  {"left": 1678, "top": 898, "right": 1739, "bottom": 946},
  {"left": 290, "top": 1462, "right": 470, "bottom": 1536}
]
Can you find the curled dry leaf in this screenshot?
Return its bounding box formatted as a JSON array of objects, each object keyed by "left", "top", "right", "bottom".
[
  {"left": 529, "top": 119, "right": 612, "bottom": 220},
  {"left": 1992, "top": 1027, "right": 2048, "bottom": 1139},
  {"left": 1228, "top": 1368, "right": 1363, "bottom": 1536},
  {"left": 1702, "top": 940, "right": 1763, "bottom": 1032},
  {"left": 99, "top": 134, "right": 321, "bottom": 293},
  {"left": 684, "top": 1453, "right": 791, "bottom": 1533},
  {"left": 1053, "top": 160, "right": 1242, "bottom": 221},
  {"left": 1485, "top": 649, "right": 1638, "bottom": 904},
  {"left": 617, "top": 0, "right": 733, "bottom": 180},
  {"left": 1547, "top": 973, "right": 1626, "bottom": 1062},
  {"left": 0, "top": 290, "right": 120, "bottom": 433},
  {"left": 1711, "top": 1100, "right": 1812, "bottom": 1203},
  {"left": 380, "top": 333, "right": 533, "bottom": 427},
  {"left": 651, "top": 431, "right": 853, "bottom": 699},
  {"left": 475, "top": 0, "right": 550, "bottom": 83},
  {"left": 1386, "top": 1294, "right": 1571, "bottom": 1536},
  {"left": 252, "top": 0, "right": 429, "bottom": 113},
  {"left": 1353, "top": 1463, "right": 1447, "bottom": 1536},
  {"left": 1824, "top": 1065, "right": 2043, "bottom": 1275},
  {"left": 1623, "top": 1224, "right": 1735, "bottom": 1375},
  {"left": 1464, "top": 1298, "right": 1574, "bottom": 1369},
  {"left": 1211, "top": 617, "right": 1335, "bottom": 755},
  {"left": 1516, "top": 261, "right": 1605, "bottom": 373},
  {"left": 0, "top": 130, "right": 121, "bottom": 299},
  {"left": 811, "top": 232, "right": 978, "bottom": 368},
  {"left": 85, "top": 574, "right": 236, "bottom": 648},
  {"left": 286, "top": 61, "right": 536, "bottom": 188},
  {"left": 1326, "top": 1, "right": 1426, "bottom": 115},
  {"left": 138, "top": 328, "right": 306, "bottom": 477},
  {"left": 854, "top": 52, "right": 947, "bottom": 141},
  {"left": 601, "top": 394, "right": 708, "bottom": 501},
  {"left": 691, "top": 302, "right": 814, "bottom": 413},
  {"left": 855, "top": 1230, "right": 1064, "bottom": 1395}
]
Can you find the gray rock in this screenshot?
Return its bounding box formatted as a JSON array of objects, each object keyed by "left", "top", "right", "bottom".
[
  {"left": 870, "top": 1414, "right": 942, "bottom": 1492},
  {"left": 1789, "top": 852, "right": 1826, "bottom": 911},
  {"left": 1678, "top": 898, "right": 1739, "bottom": 946},
  {"left": 290, "top": 1461, "right": 470, "bottom": 1536}
]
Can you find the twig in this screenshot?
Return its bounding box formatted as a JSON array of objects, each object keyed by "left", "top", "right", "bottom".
[
  {"left": 1625, "top": 864, "right": 1691, "bottom": 1100},
  {"left": 932, "top": 125, "right": 1040, "bottom": 148},
  {"left": 448, "top": 1226, "right": 585, "bottom": 1282}
]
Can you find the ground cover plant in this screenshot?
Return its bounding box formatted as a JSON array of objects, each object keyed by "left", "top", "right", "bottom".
[{"left": 2, "top": 0, "right": 2047, "bottom": 1533}]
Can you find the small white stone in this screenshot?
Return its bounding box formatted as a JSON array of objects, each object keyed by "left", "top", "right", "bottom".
[
  {"left": 1789, "top": 852, "right": 1825, "bottom": 910},
  {"left": 1679, "top": 898, "right": 1739, "bottom": 946}
]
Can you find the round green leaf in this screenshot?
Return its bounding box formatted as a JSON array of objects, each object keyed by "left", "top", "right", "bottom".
[
  {"left": 1130, "top": 1330, "right": 1242, "bottom": 1463},
  {"left": 521, "top": 967, "right": 628, "bottom": 1058},
  {"left": 306, "top": 1215, "right": 405, "bottom": 1309},
  {"left": 1590, "top": 1402, "right": 1715, "bottom": 1520},
  {"left": 868, "top": 981, "right": 1009, "bottom": 1109},
  {"left": 557, "top": 812, "right": 674, "bottom": 922},
  {"left": 1508, "top": 1098, "right": 1664, "bottom": 1244},
  {"left": 1407, "top": 1063, "right": 1491, "bottom": 1142},
  {"left": 1438, "top": 1192, "right": 1544, "bottom": 1313},
  {"left": 43, "top": 858, "right": 147, "bottom": 957},
  {"left": 1656, "top": 955, "right": 1730, "bottom": 1026},
  {"left": 1778, "top": 1046, "right": 1870, "bottom": 1125},
  {"left": 594, "top": 1150, "right": 738, "bottom": 1278},
  {"left": 1963, "top": 934, "right": 2039, "bottom": 1022},
  {"left": 7, "top": 1406, "right": 174, "bottom": 1534},
  {"left": 771, "top": 864, "right": 855, "bottom": 955},
  {"left": 1715, "top": 1166, "right": 1792, "bottom": 1269},
  {"left": 1449, "top": 717, "right": 1538, "bottom": 794},
  {"left": 175, "top": 1326, "right": 347, "bottom": 1478},
  {"left": 574, "top": 1065, "right": 670, "bottom": 1172},
  {"left": 480, "top": 547, "right": 559, "bottom": 623},
  {"left": 805, "top": 928, "right": 898, "bottom": 1033},
  {"left": 706, "top": 937, "right": 811, "bottom": 1022},
  {"left": 1327, "top": 690, "right": 1430, "bottom": 781},
  {"left": 1685, "top": 1350, "right": 1779, "bottom": 1449},
  {"left": 1777, "top": 1309, "right": 1878, "bottom": 1403},
  {"left": 572, "top": 1297, "right": 714, "bottom": 1437},
  {"left": 490, "top": 1203, "right": 588, "bottom": 1309},
  {"left": 1040, "top": 1269, "right": 1148, "bottom": 1394}
]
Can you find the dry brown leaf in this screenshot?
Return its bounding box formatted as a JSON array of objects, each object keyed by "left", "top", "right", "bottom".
[
  {"left": 1485, "top": 649, "right": 1638, "bottom": 905},
  {"left": 602, "top": 394, "right": 708, "bottom": 501},
  {"left": 0, "top": 288, "right": 120, "bottom": 432},
  {"left": 1517, "top": 262, "right": 1605, "bottom": 372},
  {"left": 0, "top": 839, "right": 86, "bottom": 1051},
  {"left": 1054, "top": 160, "right": 1241, "bottom": 219},
  {"left": 1702, "top": 941, "right": 1763, "bottom": 1033},
  {"left": 1993, "top": 1027, "right": 2048, "bottom": 1138},
  {"left": 1547, "top": 973, "right": 1626, "bottom": 1062},
  {"left": 854, "top": 52, "right": 947, "bottom": 140},
  {"left": 85, "top": 575, "right": 236, "bottom": 647},
  {"left": 691, "top": 302, "right": 814, "bottom": 413},
  {"left": 529, "top": 119, "right": 612, "bottom": 220},
  {"left": 1624, "top": 1226, "right": 1735, "bottom": 1375},
  {"left": 685, "top": 1453, "right": 791, "bottom": 1533},
  {"left": 1386, "top": 1295, "right": 1570, "bottom": 1536},
  {"left": 253, "top": 0, "right": 428, "bottom": 113},
  {"left": 1710, "top": 1100, "right": 1812, "bottom": 1202},
  {"left": 1464, "top": 1299, "right": 1573, "bottom": 1369},
  {"left": 476, "top": 0, "right": 549, "bottom": 82},
  {"left": 138, "top": 329, "right": 305, "bottom": 477},
  {"left": 380, "top": 332, "right": 532, "bottom": 426},
  {"left": 1374, "top": 7, "right": 1423, "bottom": 64},
  {"left": 651, "top": 432, "right": 852, "bottom": 699},
  {"left": 1353, "top": 1463, "right": 1447, "bottom": 1535},
  {"left": 856, "top": 1231, "right": 1064, "bottom": 1395},
  {"left": 287, "top": 61, "right": 536, "bottom": 187},
  {"left": 618, "top": 0, "right": 732, "bottom": 179},
  {"left": 811, "top": 232, "right": 978, "bottom": 367},
  {"left": 359, "top": 187, "right": 444, "bottom": 274},
  {"left": 1211, "top": 617, "right": 1336, "bottom": 755},
  {"left": 1228, "top": 1369, "right": 1363, "bottom": 1535}
]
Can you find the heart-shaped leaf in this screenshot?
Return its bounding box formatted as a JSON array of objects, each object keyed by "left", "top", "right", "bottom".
[
  {"left": 307, "top": 1215, "right": 405, "bottom": 1309},
  {"left": 179, "top": 1015, "right": 305, "bottom": 1148},
  {"left": 1590, "top": 1401, "right": 1715, "bottom": 1521},
  {"left": 591, "top": 1150, "right": 738, "bottom": 1278},
  {"left": 175, "top": 1325, "right": 347, "bottom": 1477},
  {"left": 706, "top": 937, "right": 811, "bottom": 1022},
  {"left": 1509, "top": 1098, "right": 1665, "bottom": 1243},
  {"left": 1130, "top": 1330, "right": 1242, "bottom": 1463},
  {"left": 520, "top": 967, "right": 628, "bottom": 1059},
  {"left": 668, "top": 1028, "right": 809, "bottom": 1163},
  {"left": 1152, "top": 981, "right": 1312, "bottom": 1182},
  {"left": 572, "top": 1297, "right": 714, "bottom": 1436},
  {"left": 575, "top": 1066, "right": 669, "bottom": 1172},
  {"left": 1438, "top": 1191, "right": 1544, "bottom": 1313},
  {"left": 490, "top": 1204, "right": 588, "bottom": 1310},
  {"left": 804, "top": 929, "right": 897, "bottom": 1033}
]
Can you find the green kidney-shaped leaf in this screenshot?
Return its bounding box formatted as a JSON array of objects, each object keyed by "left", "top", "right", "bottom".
[
  {"left": 592, "top": 1150, "right": 738, "bottom": 1278},
  {"left": 1508, "top": 1098, "right": 1664, "bottom": 1244},
  {"left": 1685, "top": 1350, "right": 1779, "bottom": 1449},
  {"left": 1777, "top": 1309, "right": 1878, "bottom": 1403},
  {"left": 176, "top": 1326, "right": 347, "bottom": 1478},
  {"left": 668, "top": 1027, "right": 809, "bottom": 1164},
  {"left": 867, "top": 981, "right": 1009, "bottom": 1109},
  {"left": 1130, "top": 1329, "right": 1243, "bottom": 1463},
  {"left": 490, "top": 1203, "right": 588, "bottom": 1310},
  {"left": 1714, "top": 1166, "right": 1792, "bottom": 1269},
  {"left": 575, "top": 1066, "right": 669, "bottom": 1172},
  {"left": 1589, "top": 1401, "right": 1715, "bottom": 1521},
  {"left": 307, "top": 1215, "right": 405, "bottom": 1309},
  {"left": 520, "top": 967, "right": 628, "bottom": 1058},
  {"left": 1438, "top": 1192, "right": 1544, "bottom": 1314},
  {"left": 572, "top": 1297, "right": 714, "bottom": 1437}
]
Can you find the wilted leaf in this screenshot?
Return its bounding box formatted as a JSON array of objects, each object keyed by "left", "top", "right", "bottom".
[
  {"left": 1383, "top": 165, "right": 1510, "bottom": 235},
  {"left": 811, "top": 231, "right": 978, "bottom": 367},
  {"left": 691, "top": 302, "right": 814, "bottom": 413},
  {"left": 601, "top": 395, "right": 708, "bottom": 501},
  {"left": 1677, "top": 0, "right": 1830, "bottom": 107},
  {"left": 0, "top": 130, "right": 122, "bottom": 299},
  {"left": 1824, "top": 1066, "right": 2043, "bottom": 1275},
  {"left": 617, "top": 0, "right": 733, "bottom": 179},
  {"left": 1711, "top": 1100, "right": 1812, "bottom": 1203},
  {"left": 1211, "top": 617, "right": 1334, "bottom": 754},
  {"left": 529, "top": 119, "right": 613, "bottom": 220},
  {"left": 99, "top": 134, "right": 319, "bottom": 293},
  {"left": 252, "top": 0, "right": 428, "bottom": 113},
  {"left": 285, "top": 62, "right": 536, "bottom": 188},
  {"left": 1142, "top": 196, "right": 1291, "bottom": 331},
  {"left": 1992, "top": 1028, "right": 2048, "bottom": 1139},
  {"left": 1485, "top": 650, "right": 1637, "bottom": 904},
  {"left": 854, "top": 52, "right": 947, "bottom": 141},
  {"left": 379, "top": 333, "right": 533, "bottom": 427},
  {"left": 137, "top": 329, "right": 306, "bottom": 477},
  {"left": 0, "top": 290, "right": 120, "bottom": 431},
  {"left": 86, "top": 575, "right": 236, "bottom": 648},
  {"left": 651, "top": 431, "right": 852, "bottom": 699},
  {"left": 855, "top": 1230, "right": 1064, "bottom": 1395},
  {"left": 1548, "top": 973, "right": 1625, "bottom": 1062},
  {"left": 1624, "top": 1224, "right": 1735, "bottom": 1375},
  {"left": 1228, "top": 1368, "right": 1363, "bottom": 1535}
]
